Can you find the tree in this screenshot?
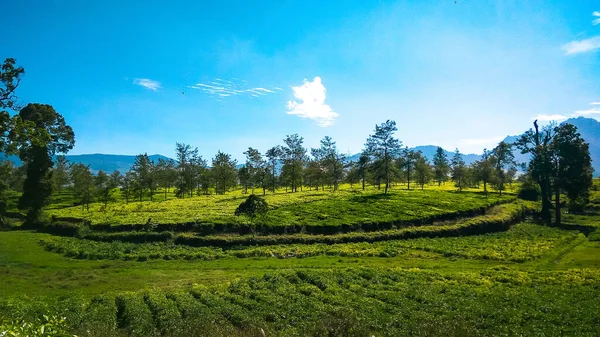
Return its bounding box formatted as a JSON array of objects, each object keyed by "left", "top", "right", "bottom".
[
  {"left": 156, "top": 158, "right": 176, "bottom": 200},
  {"left": 0, "top": 161, "right": 12, "bottom": 226},
  {"left": 491, "top": 141, "right": 516, "bottom": 195},
  {"left": 265, "top": 146, "right": 282, "bottom": 193},
  {"left": 212, "top": 151, "right": 237, "bottom": 195},
  {"left": 355, "top": 153, "right": 370, "bottom": 191},
  {"left": 316, "top": 136, "right": 345, "bottom": 191},
  {"left": 551, "top": 123, "right": 593, "bottom": 221},
  {"left": 238, "top": 166, "right": 251, "bottom": 194},
  {"left": 401, "top": 148, "right": 420, "bottom": 190},
  {"left": 451, "top": 149, "right": 467, "bottom": 191},
  {"left": 0, "top": 58, "right": 25, "bottom": 110},
  {"left": 244, "top": 147, "right": 267, "bottom": 195},
  {"left": 364, "top": 120, "right": 402, "bottom": 194},
  {"left": 9, "top": 104, "right": 75, "bottom": 223},
  {"left": 131, "top": 153, "right": 155, "bottom": 201},
  {"left": 432, "top": 147, "right": 450, "bottom": 186},
  {"left": 282, "top": 134, "right": 306, "bottom": 192},
  {"left": 473, "top": 149, "right": 495, "bottom": 196},
  {"left": 95, "top": 170, "right": 118, "bottom": 207},
  {"left": 515, "top": 120, "right": 555, "bottom": 223},
  {"left": 121, "top": 171, "right": 135, "bottom": 204},
  {"left": 174, "top": 143, "right": 198, "bottom": 198},
  {"left": 52, "top": 155, "right": 70, "bottom": 192},
  {"left": 234, "top": 194, "right": 268, "bottom": 238},
  {"left": 71, "top": 163, "right": 94, "bottom": 212},
  {"left": 414, "top": 154, "right": 432, "bottom": 190}
]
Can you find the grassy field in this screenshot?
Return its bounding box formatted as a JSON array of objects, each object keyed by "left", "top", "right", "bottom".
[{"left": 1, "top": 182, "right": 600, "bottom": 336}]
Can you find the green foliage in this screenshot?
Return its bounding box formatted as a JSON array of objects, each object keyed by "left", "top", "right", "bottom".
[
  {"left": 364, "top": 120, "right": 402, "bottom": 194},
  {"left": 212, "top": 151, "right": 237, "bottom": 195},
  {"left": 234, "top": 194, "right": 268, "bottom": 220},
  {"left": 0, "top": 315, "right": 74, "bottom": 337},
  {"left": 518, "top": 180, "right": 540, "bottom": 201}
]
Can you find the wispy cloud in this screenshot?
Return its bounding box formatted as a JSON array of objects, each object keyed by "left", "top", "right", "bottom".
[
  {"left": 286, "top": 76, "right": 338, "bottom": 127},
  {"left": 532, "top": 114, "right": 569, "bottom": 121},
  {"left": 562, "top": 36, "right": 600, "bottom": 55},
  {"left": 573, "top": 107, "right": 600, "bottom": 116},
  {"left": 133, "top": 78, "right": 161, "bottom": 91},
  {"left": 562, "top": 12, "right": 600, "bottom": 55},
  {"left": 188, "top": 78, "right": 280, "bottom": 100}
]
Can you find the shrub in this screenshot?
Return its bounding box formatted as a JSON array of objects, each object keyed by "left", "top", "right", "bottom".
[{"left": 518, "top": 182, "right": 540, "bottom": 201}]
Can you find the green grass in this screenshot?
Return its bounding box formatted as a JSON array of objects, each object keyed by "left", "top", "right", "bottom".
[{"left": 48, "top": 186, "right": 514, "bottom": 233}]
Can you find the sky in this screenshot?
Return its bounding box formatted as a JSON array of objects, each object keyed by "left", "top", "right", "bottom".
[{"left": 3, "top": 0, "right": 600, "bottom": 162}]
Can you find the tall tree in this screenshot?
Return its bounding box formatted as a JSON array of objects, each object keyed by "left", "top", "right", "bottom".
[
  {"left": 265, "top": 146, "right": 282, "bottom": 193},
  {"left": 282, "top": 134, "right": 306, "bottom": 192},
  {"left": 238, "top": 166, "right": 251, "bottom": 194},
  {"left": 0, "top": 161, "right": 12, "bottom": 225},
  {"left": 491, "top": 141, "right": 516, "bottom": 195},
  {"left": 70, "top": 163, "right": 94, "bottom": 212},
  {"left": 212, "top": 151, "right": 237, "bottom": 195},
  {"left": 8, "top": 104, "right": 75, "bottom": 223},
  {"left": 473, "top": 149, "right": 495, "bottom": 196},
  {"left": 515, "top": 120, "right": 555, "bottom": 223},
  {"left": 95, "top": 170, "right": 118, "bottom": 207},
  {"left": 355, "top": 153, "right": 370, "bottom": 191},
  {"left": 432, "top": 147, "right": 450, "bottom": 187},
  {"left": 244, "top": 147, "right": 267, "bottom": 195},
  {"left": 52, "top": 155, "right": 70, "bottom": 192},
  {"left": 315, "top": 136, "right": 345, "bottom": 191},
  {"left": 451, "top": 149, "right": 467, "bottom": 192},
  {"left": 131, "top": 153, "right": 155, "bottom": 201},
  {"left": 551, "top": 123, "right": 593, "bottom": 223},
  {"left": 414, "top": 154, "right": 432, "bottom": 190},
  {"left": 401, "top": 148, "right": 420, "bottom": 190},
  {"left": 0, "top": 58, "right": 25, "bottom": 110},
  {"left": 364, "top": 120, "right": 402, "bottom": 194}
]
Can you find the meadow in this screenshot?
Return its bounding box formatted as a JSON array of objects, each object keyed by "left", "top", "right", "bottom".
[{"left": 1, "top": 182, "right": 600, "bottom": 336}]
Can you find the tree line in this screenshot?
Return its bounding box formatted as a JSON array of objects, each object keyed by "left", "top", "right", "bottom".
[{"left": 0, "top": 58, "right": 593, "bottom": 227}]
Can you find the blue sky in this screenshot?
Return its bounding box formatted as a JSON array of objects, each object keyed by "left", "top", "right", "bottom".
[{"left": 4, "top": 0, "right": 600, "bottom": 162}]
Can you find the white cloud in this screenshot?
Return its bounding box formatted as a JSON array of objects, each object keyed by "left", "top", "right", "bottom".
[
  {"left": 562, "top": 36, "right": 600, "bottom": 55},
  {"left": 594, "top": 11, "right": 600, "bottom": 25},
  {"left": 532, "top": 114, "right": 568, "bottom": 121},
  {"left": 573, "top": 107, "right": 600, "bottom": 116},
  {"left": 590, "top": 102, "right": 600, "bottom": 105},
  {"left": 286, "top": 77, "right": 339, "bottom": 127},
  {"left": 133, "top": 78, "right": 161, "bottom": 91},
  {"left": 188, "top": 78, "right": 280, "bottom": 100}
]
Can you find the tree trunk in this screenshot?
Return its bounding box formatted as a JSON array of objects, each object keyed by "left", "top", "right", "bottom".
[{"left": 362, "top": 177, "right": 365, "bottom": 191}]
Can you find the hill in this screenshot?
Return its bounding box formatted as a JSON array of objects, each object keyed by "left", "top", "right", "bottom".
[{"left": 2, "top": 153, "right": 172, "bottom": 174}]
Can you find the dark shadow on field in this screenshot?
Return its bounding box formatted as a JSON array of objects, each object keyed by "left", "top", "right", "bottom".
[{"left": 348, "top": 194, "right": 394, "bottom": 203}]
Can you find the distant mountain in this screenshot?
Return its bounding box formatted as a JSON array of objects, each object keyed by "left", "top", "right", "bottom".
[
  {"left": 2, "top": 153, "right": 172, "bottom": 174},
  {"left": 347, "top": 146, "right": 484, "bottom": 166}
]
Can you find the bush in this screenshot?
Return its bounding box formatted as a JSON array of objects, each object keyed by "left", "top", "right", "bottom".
[{"left": 518, "top": 182, "right": 540, "bottom": 201}]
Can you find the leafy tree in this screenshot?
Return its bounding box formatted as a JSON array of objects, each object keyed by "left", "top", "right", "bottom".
[
  {"left": 364, "top": 120, "right": 402, "bottom": 194},
  {"left": 473, "top": 149, "right": 495, "bottom": 196},
  {"left": 0, "top": 58, "right": 25, "bottom": 110},
  {"left": 491, "top": 141, "right": 516, "bottom": 195},
  {"left": 304, "top": 159, "right": 324, "bottom": 191},
  {"left": 515, "top": 120, "right": 556, "bottom": 223},
  {"left": 401, "top": 148, "right": 420, "bottom": 190},
  {"left": 282, "top": 134, "right": 306, "bottom": 192},
  {"left": 244, "top": 147, "right": 267, "bottom": 195},
  {"left": 70, "top": 163, "right": 94, "bottom": 211},
  {"left": 52, "top": 155, "right": 70, "bottom": 192},
  {"left": 355, "top": 153, "right": 370, "bottom": 191},
  {"left": 8, "top": 104, "right": 74, "bottom": 223},
  {"left": 551, "top": 123, "right": 593, "bottom": 220},
  {"left": 156, "top": 158, "right": 176, "bottom": 200},
  {"left": 131, "top": 153, "right": 155, "bottom": 201},
  {"left": 451, "top": 149, "right": 467, "bottom": 191},
  {"left": 95, "top": 170, "right": 118, "bottom": 207},
  {"left": 414, "top": 154, "right": 432, "bottom": 190},
  {"left": 265, "top": 146, "right": 282, "bottom": 193},
  {"left": 432, "top": 147, "right": 450, "bottom": 186},
  {"left": 234, "top": 194, "right": 268, "bottom": 237},
  {"left": 212, "top": 151, "right": 237, "bottom": 195},
  {"left": 238, "top": 166, "right": 251, "bottom": 194},
  {"left": 312, "top": 136, "right": 345, "bottom": 191},
  {"left": 174, "top": 143, "right": 197, "bottom": 198},
  {"left": 121, "top": 171, "right": 135, "bottom": 204}
]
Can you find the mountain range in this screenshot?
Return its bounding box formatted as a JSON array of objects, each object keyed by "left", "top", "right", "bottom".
[{"left": 2, "top": 117, "right": 598, "bottom": 176}]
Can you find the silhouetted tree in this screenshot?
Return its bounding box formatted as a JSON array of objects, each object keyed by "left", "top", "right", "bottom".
[{"left": 433, "top": 147, "right": 450, "bottom": 186}]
